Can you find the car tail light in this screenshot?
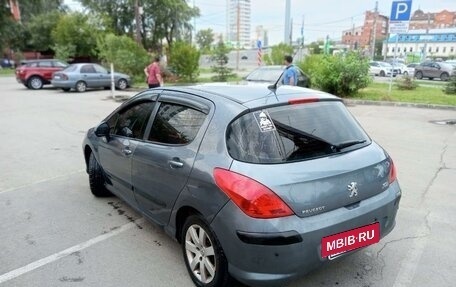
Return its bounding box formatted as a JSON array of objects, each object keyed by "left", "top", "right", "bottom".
[
  {"left": 288, "top": 98, "right": 319, "bottom": 105},
  {"left": 213, "top": 168, "right": 294, "bottom": 219},
  {"left": 388, "top": 159, "right": 397, "bottom": 184},
  {"left": 61, "top": 74, "right": 68, "bottom": 80}
]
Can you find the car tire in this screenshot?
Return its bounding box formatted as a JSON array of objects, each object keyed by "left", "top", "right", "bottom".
[
  {"left": 415, "top": 71, "right": 423, "bottom": 79},
  {"left": 27, "top": 76, "right": 43, "bottom": 90},
  {"left": 440, "top": 73, "right": 449, "bottom": 81},
  {"left": 379, "top": 70, "right": 385, "bottom": 77},
  {"left": 403, "top": 71, "right": 408, "bottom": 76},
  {"left": 117, "top": 79, "right": 128, "bottom": 90},
  {"left": 88, "top": 152, "right": 112, "bottom": 197},
  {"left": 62, "top": 88, "right": 71, "bottom": 92},
  {"left": 75, "top": 81, "right": 87, "bottom": 92},
  {"left": 182, "top": 215, "right": 231, "bottom": 287}
]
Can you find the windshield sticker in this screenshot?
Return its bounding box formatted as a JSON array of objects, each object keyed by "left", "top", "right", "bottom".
[{"left": 254, "top": 110, "right": 276, "bottom": 132}]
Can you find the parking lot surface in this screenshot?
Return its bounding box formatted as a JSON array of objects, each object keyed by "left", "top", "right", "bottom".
[{"left": 0, "top": 76, "right": 455, "bottom": 286}]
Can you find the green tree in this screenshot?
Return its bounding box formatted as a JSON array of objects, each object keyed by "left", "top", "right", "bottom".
[
  {"left": 52, "top": 44, "right": 76, "bottom": 62},
  {"left": 308, "top": 41, "right": 323, "bottom": 54},
  {"left": 26, "top": 11, "right": 63, "bottom": 52},
  {"left": 52, "top": 13, "right": 102, "bottom": 58},
  {"left": 78, "top": 0, "right": 134, "bottom": 36},
  {"left": 268, "top": 43, "right": 293, "bottom": 65},
  {"left": 97, "top": 33, "right": 149, "bottom": 77},
  {"left": 79, "top": 0, "right": 199, "bottom": 52},
  {"left": 298, "top": 52, "right": 371, "bottom": 97},
  {"left": 211, "top": 41, "right": 235, "bottom": 82},
  {"left": 18, "top": 0, "right": 66, "bottom": 23},
  {"left": 196, "top": 28, "right": 214, "bottom": 53},
  {"left": 169, "top": 41, "right": 200, "bottom": 82}
]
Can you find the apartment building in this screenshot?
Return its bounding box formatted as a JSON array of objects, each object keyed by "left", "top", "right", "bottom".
[
  {"left": 409, "top": 9, "right": 456, "bottom": 30},
  {"left": 342, "top": 11, "right": 388, "bottom": 50},
  {"left": 226, "top": 0, "right": 251, "bottom": 48}
]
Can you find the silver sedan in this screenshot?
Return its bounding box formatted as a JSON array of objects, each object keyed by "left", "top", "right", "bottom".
[{"left": 51, "top": 63, "right": 131, "bottom": 92}]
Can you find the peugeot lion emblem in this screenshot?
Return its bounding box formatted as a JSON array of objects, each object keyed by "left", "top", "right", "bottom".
[{"left": 347, "top": 182, "right": 358, "bottom": 197}]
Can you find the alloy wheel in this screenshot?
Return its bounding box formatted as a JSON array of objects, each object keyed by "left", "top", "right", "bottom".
[
  {"left": 118, "top": 79, "right": 128, "bottom": 90},
  {"left": 185, "top": 224, "right": 216, "bottom": 284}
]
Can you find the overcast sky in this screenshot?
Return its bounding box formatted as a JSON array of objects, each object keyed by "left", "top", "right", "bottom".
[{"left": 66, "top": 0, "right": 456, "bottom": 44}]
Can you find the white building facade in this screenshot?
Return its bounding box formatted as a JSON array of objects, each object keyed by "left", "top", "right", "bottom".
[
  {"left": 226, "top": 0, "right": 251, "bottom": 48},
  {"left": 384, "top": 28, "right": 456, "bottom": 60}
]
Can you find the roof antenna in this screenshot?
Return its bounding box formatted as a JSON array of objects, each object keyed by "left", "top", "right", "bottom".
[{"left": 268, "top": 71, "right": 283, "bottom": 92}]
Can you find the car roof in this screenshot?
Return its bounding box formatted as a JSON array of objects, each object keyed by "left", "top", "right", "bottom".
[{"left": 159, "top": 84, "right": 340, "bottom": 107}]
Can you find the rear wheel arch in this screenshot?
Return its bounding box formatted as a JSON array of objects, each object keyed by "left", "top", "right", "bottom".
[{"left": 176, "top": 206, "right": 202, "bottom": 243}]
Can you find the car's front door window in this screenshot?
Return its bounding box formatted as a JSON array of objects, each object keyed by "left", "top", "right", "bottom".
[{"left": 114, "top": 102, "right": 155, "bottom": 139}]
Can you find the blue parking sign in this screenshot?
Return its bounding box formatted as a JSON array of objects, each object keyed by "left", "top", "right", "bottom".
[{"left": 390, "top": 0, "right": 412, "bottom": 21}]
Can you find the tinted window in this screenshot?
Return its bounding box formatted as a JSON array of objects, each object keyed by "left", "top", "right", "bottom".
[
  {"left": 227, "top": 102, "right": 370, "bottom": 164},
  {"left": 93, "top": 64, "right": 107, "bottom": 73},
  {"left": 80, "top": 64, "right": 96, "bottom": 73},
  {"left": 113, "top": 102, "right": 154, "bottom": 139},
  {"left": 38, "top": 61, "right": 53, "bottom": 67},
  {"left": 54, "top": 61, "right": 68, "bottom": 68},
  {"left": 148, "top": 103, "right": 206, "bottom": 145}
]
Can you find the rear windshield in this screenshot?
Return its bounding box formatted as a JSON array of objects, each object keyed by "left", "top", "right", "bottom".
[
  {"left": 63, "top": 64, "right": 78, "bottom": 72},
  {"left": 227, "top": 101, "right": 370, "bottom": 163}
]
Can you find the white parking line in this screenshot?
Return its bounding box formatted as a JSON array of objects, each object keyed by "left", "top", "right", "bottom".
[{"left": 0, "top": 218, "right": 144, "bottom": 284}]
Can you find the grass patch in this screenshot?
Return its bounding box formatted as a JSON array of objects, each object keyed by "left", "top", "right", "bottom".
[
  {"left": 0, "top": 69, "right": 14, "bottom": 76},
  {"left": 354, "top": 82, "right": 456, "bottom": 106}
]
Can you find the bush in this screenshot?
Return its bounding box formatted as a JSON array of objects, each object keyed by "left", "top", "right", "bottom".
[
  {"left": 211, "top": 41, "right": 236, "bottom": 82},
  {"left": 444, "top": 72, "right": 456, "bottom": 95},
  {"left": 269, "top": 43, "right": 294, "bottom": 65},
  {"left": 97, "top": 33, "right": 149, "bottom": 78},
  {"left": 168, "top": 41, "right": 200, "bottom": 83},
  {"left": 396, "top": 75, "right": 419, "bottom": 90},
  {"left": 297, "top": 52, "right": 371, "bottom": 97}
]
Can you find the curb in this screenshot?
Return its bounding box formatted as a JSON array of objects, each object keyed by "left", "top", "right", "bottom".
[{"left": 343, "top": 99, "right": 456, "bottom": 111}]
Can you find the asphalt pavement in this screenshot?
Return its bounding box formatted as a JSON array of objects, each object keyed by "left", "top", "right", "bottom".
[{"left": 0, "top": 76, "right": 455, "bottom": 287}]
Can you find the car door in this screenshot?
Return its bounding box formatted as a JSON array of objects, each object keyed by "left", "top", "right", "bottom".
[
  {"left": 93, "top": 64, "right": 111, "bottom": 87},
  {"left": 131, "top": 92, "right": 212, "bottom": 226},
  {"left": 97, "top": 99, "right": 156, "bottom": 209},
  {"left": 37, "top": 61, "right": 55, "bottom": 81},
  {"left": 80, "top": 64, "right": 98, "bottom": 87}
]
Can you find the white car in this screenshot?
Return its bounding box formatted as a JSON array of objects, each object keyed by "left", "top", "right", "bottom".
[
  {"left": 369, "top": 61, "right": 397, "bottom": 77},
  {"left": 403, "top": 63, "right": 419, "bottom": 77}
]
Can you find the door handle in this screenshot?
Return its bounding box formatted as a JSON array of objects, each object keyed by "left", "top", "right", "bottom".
[
  {"left": 169, "top": 159, "right": 184, "bottom": 168},
  {"left": 122, "top": 148, "right": 132, "bottom": 155}
]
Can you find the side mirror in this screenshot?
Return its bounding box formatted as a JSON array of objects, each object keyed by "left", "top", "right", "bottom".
[{"left": 95, "top": 122, "right": 110, "bottom": 137}]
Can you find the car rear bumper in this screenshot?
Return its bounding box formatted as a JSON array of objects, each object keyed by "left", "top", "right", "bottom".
[
  {"left": 51, "top": 80, "right": 74, "bottom": 88},
  {"left": 210, "top": 181, "right": 401, "bottom": 287}
]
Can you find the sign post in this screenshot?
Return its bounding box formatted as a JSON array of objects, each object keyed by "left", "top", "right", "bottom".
[{"left": 388, "top": 0, "right": 412, "bottom": 94}]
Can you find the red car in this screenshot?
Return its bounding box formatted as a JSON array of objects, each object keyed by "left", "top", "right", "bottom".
[{"left": 16, "top": 59, "right": 68, "bottom": 90}]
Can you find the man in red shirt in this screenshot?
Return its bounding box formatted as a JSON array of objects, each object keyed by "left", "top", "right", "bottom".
[{"left": 144, "top": 56, "right": 163, "bottom": 88}]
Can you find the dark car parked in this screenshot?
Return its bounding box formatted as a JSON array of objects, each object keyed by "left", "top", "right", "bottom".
[
  {"left": 15, "top": 59, "right": 68, "bottom": 89},
  {"left": 83, "top": 85, "right": 401, "bottom": 287},
  {"left": 245, "top": 65, "right": 311, "bottom": 88},
  {"left": 414, "top": 61, "right": 455, "bottom": 81}
]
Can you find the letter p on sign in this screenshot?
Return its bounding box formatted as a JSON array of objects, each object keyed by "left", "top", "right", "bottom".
[{"left": 390, "top": 0, "right": 412, "bottom": 21}]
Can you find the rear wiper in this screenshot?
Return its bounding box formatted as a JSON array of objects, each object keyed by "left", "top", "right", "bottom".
[{"left": 333, "top": 140, "right": 367, "bottom": 151}]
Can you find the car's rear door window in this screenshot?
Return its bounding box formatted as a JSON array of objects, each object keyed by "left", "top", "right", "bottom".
[
  {"left": 148, "top": 103, "right": 206, "bottom": 145},
  {"left": 227, "top": 101, "right": 370, "bottom": 163}
]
